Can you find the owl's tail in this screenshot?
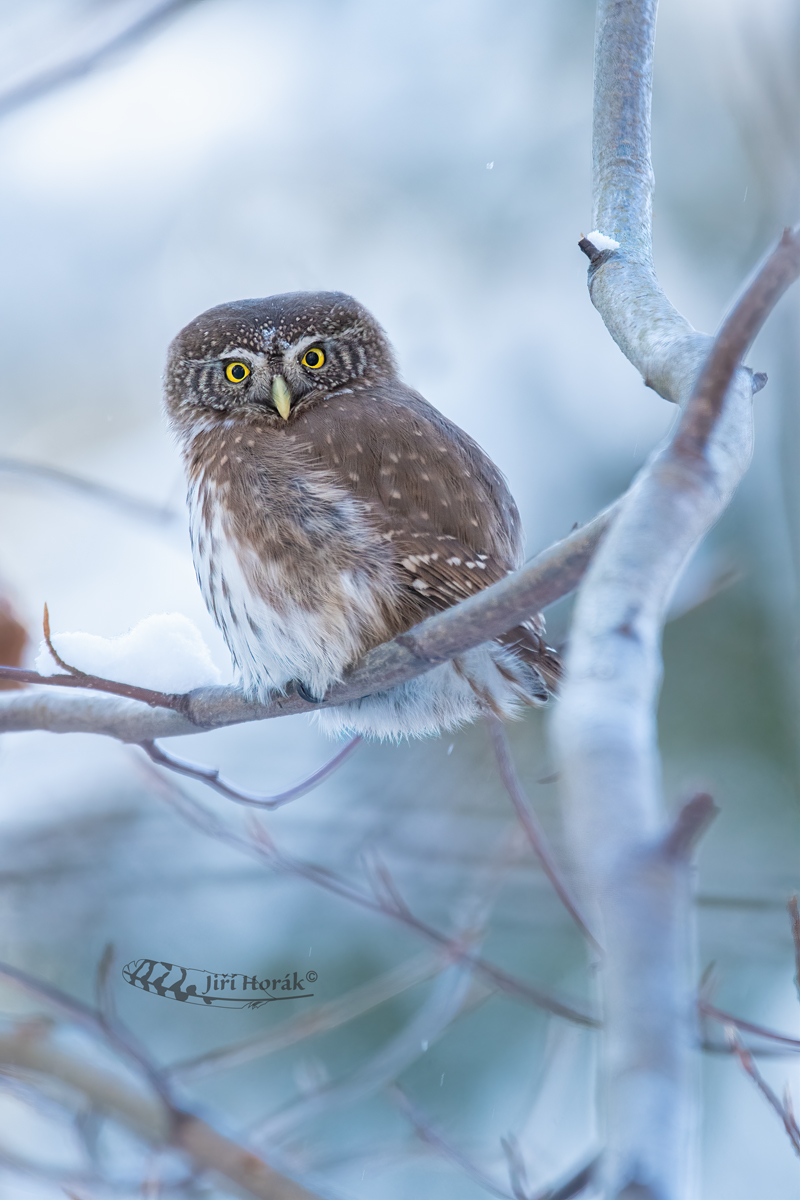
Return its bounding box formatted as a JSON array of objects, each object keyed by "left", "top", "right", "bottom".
[
  {"left": 496, "top": 618, "right": 562, "bottom": 694},
  {"left": 452, "top": 614, "right": 560, "bottom": 722}
]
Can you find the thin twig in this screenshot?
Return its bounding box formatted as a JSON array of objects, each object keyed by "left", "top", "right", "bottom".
[
  {"left": 674, "top": 227, "right": 800, "bottom": 457},
  {"left": 94, "top": 942, "right": 117, "bottom": 1027},
  {"left": 142, "top": 761, "right": 598, "bottom": 1028},
  {"left": 389, "top": 1084, "right": 515, "bottom": 1200},
  {"left": 501, "top": 1134, "right": 531, "bottom": 1200},
  {"left": 535, "top": 1157, "right": 599, "bottom": 1200},
  {"left": 251, "top": 961, "right": 477, "bottom": 1147},
  {"left": 168, "top": 951, "right": 443, "bottom": 1083},
  {"left": 0, "top": 1019, "right": 327, "bottom": 1200},
  {"left": 0, "top": 960, "right": 170, "bottom": 1103},
  {"left": 726, "top": 1027, "right": 800, "bottom": 1157},
  {"left": 0, "top": 457, "right": 179, "bottom": 526},
  {"left": 31, "top": 602, "right": 194, "bottom": 715},
  {"left": 500, "top": 1138, "right": 599, "bottom": 1200},
  {"left": 42, "top": 602, "right": 80, "bottom": 675},
  {"left": 0, "top": 664, "right": 192, "bottom": 715},
  {"left": 0, "top": 1, "right": 201, "bottom": 121},
  {"left": 701, "top": 1003, "right": 800, "bottom": 1051},
  {"left": 487, "top": 716, "right": 601, "bottom": 954},
  {"left": 248, "top": 834, "right": 518, "bottom": 1151},
  {"left": 702, "top": 1040, "right": 800, "bottom": 1059},
  {"left": 361, "top": 845, "right": 415, "bottom": 920},
  {"left": 789, "top": 895, "right": 800, "bottom": 1003},
  {"left": 661, "top": 793, "right": 719, "bottom": 860},
  {"left": 139, "top": 735, "right": 361, "bottom": 809}
]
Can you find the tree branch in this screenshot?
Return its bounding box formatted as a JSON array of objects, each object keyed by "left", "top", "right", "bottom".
[
  {"left": 139, "top": 735, "right": 361, "bottom": 809},
  {"left": 0, "top": 499, "right": 618, "bottom": 739},
  {"left": 788, "top": 895, "right": 800, "bottom": 1004},
  {"left": 168, "top": 951, "right": 444, "bottom": 1084},
  {"left": 487, "top": 715, "right": 601, "bottom": 953},
  {"left": 0, "top": 457, "right": 179, "bottom": 526},
  {"left": 726, "top": 1028, "right": 800, "bottom": 1157},
  {"left": 552, "top": 2, "right": 800, "bottom": 1197},
  {"left": 142, "top": 763, "right": 598, "bottom": 1028},
  {"left": 0, "top": 1012, "right": 327, "bottom": 1199},
  {"left": 251, "top": 961, "right": 477, "bottom": 1148},
  {"left": 389, "top": 1084, "right": 515, "bottom": 1200},
  {"left": 0, "top": 1, "right": 202, "bottom": 121},
  {"left": 701, "top": 1004, "right": 800, "bottom": 1052}
]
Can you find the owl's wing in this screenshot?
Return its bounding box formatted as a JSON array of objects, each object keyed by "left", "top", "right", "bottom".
[
  {"left": 388, "top": 527, "right": 561, "bottom": 691},
  {"left": 293, "top": 383, "right": 524, "bottom": 565},
  {"left": 293, "top": 384, "right": 560, "bottom": 686},
  {"left": 390, "top": 530, "right": 508, "bottom": 608}
]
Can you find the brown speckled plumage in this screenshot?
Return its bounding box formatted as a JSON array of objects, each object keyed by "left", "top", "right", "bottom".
[{"left": 164, "top": 291, "right": 559, "bottom": 739}]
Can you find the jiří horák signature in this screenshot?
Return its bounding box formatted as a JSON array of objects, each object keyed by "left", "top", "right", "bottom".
[{"left": 122, "top": 959, "right": 317, "bottom": 1008}]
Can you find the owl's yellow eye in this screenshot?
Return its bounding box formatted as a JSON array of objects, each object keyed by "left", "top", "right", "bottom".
[
  {"left": 301, "top": 347, "right": 325, "bottom": 369},
  {"left": 225, "top": 361, "right": 250, "bottom": 383}
]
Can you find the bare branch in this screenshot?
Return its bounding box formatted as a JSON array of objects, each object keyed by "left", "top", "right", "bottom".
[
  {"left": 789, "top": 895, "right": 800, "bottom": 1004},
  {"left": 726, "top": 1028, "right": 800, "bottom": 1157},
  {"left": 0, "top": 457, "right": 179, "bottom": 527},
  {"left": 251, "top": 961, "right": 477, "bottom": 1147},
  {"left": 143, "top": 762, "right": 598, "bottom": 1027},
  {"left": 0, "top": 1020, "right": 328, "bottom": 1199},
  {"left": 674, "top": 228, "right": 800, "bottom": 457},
  {"left": 537, "top": 1158, "right": 599, "bottom": 1200},
  {"left": 42, "top": 602, "right": 81, "bottom": 676},
  {"left": 94, "top": 942, "right": 117, "bottom": 1027},
  {"left": 501, "top": 1133, "right": 531, "bottom": 1200},
  {"left": 701, "top": 1003, "right": 800, "bottom": 1052},
  {"left": 0, "top": 664, "right": 192, "bottom": 717},
  {"left": 487, "top": 716, "right": 601, "bottom": 953},
  {"left": 0, "top": 1, "right": 201, "bottom": 121},
  {"left": 552, "top": 1, "right": 800, "bottom": 1196},
  {"left": 500, "top": 1138, "right": 599, "bottom": 1200},
  {"left": 168, "top": 951, "right": 443, "bottom": 1083},
  {"left": 390, "top": 1084, "right": 515, "bottom": 1200},
  {"left": 0, "top": 959, "right": 170, "bottom": 1103},
  {"left": 138, "top": 735, "right": 361, "bottom": 809},
  {"left": 702, "top": 1041, "right": 800, "bottom": 1059},
  {"left": 361, "top": 845, "right": 416, "bottom": 920},
  {"left": 661, "top": 793, "right": 719, "bottom": 861}
]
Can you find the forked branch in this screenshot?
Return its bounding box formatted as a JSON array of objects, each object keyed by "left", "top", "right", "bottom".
[{"left": 553, "top": 1, "right": 800, "bottom": 1197}]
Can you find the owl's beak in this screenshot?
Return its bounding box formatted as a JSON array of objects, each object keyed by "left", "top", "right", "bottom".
[{"left": 271, "top": 375, "right": 292, "bottom": 420}]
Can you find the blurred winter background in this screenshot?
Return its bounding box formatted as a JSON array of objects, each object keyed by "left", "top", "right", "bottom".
[{"left": 0, "top": 0, "right": 797, "bottom": 1195}]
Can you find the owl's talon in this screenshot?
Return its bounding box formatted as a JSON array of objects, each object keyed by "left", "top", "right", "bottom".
[{"left": 294, "top": 680, "right": 325, "bottom": 705}]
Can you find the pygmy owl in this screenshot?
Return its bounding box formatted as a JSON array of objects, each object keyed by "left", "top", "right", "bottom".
[{"left": 164, "top": 292, "right": 559, "bottom": 739}]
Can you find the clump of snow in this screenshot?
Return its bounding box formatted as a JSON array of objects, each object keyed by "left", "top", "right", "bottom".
[
  {"left": 35, "top": 613, "right": 223, "bottom": 693},
  {"left": 586, "top": 230, "right": 620, "bottom": 251}
]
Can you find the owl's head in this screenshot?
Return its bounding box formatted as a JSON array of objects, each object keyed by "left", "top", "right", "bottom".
[{"left": 164, "top": 291, "right": 397, "bottom": 430}]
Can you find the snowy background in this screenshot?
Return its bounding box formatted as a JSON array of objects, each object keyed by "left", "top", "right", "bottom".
[{"left": 0, "top": 0, "right": 798, "bottom": 1195}]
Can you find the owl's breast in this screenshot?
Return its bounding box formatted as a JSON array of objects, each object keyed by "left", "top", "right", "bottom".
[{"left": 185, "top": 446, "right": 402, "bottom": 699}]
